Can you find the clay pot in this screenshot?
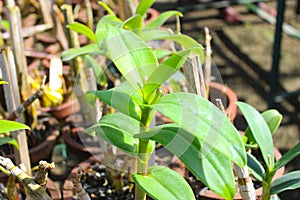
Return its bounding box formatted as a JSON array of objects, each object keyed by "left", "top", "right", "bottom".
[
  {"left": 46, "top": 178, "right": 62, "bottom": 200},
  {"left": 199, "top": 147, "right": 285, "bottom": 199},
  {"left": 49, "top": 99, "right": 81, "bottom": 120},
  {"left": 29, "top": 128, "right": 60, "bottom": 165},
  {"left": 209, "top": 82, "right": 238, "bottom": 122},
  {"left": 61, "top": 125, "right": 101, "bottom": 162}
]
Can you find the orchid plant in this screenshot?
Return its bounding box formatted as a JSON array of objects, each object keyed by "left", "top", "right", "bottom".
[{"left": 62, "top": 1, "right": 247, "bottom": 199}]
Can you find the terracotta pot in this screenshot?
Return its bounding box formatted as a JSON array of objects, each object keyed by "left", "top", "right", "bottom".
[
  {"left": 199, "top": 147, "right": 285, "bottom": 199},
  {"left": 61, "top": 125, "right": 101, "bottom": 161},
  {"left": 49, "top": 99, "right": 81, "bottom": 120},
  {"left": 29, "top": 128, "right": 60, "bottom": 165},
  {"left": 46, "top": 178, "right": 61, "bottom": 200},
  {"left": 209, "top": 82, "right": 238, "bottom": 122}
]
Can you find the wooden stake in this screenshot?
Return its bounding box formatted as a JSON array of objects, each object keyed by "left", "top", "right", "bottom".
[
  {"left": 5, "top": 1, "right": 32, "bottom": 101},
  {"left": 0, "top": 48, "right": 31, "bottom": 176},
  {"left": 216, "top": 99, "right": 256, "bottom": 200}
]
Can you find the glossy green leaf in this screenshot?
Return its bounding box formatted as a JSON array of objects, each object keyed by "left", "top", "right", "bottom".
[
  {"left": 247, "top": 152, "right": 265, "bottom": 182},
  {"left": 95, "top": 15, "right": 122, "bottom": 47},
  {"left": 237, "top": 102, "right": 274, "bottom": 169},
  {"left": 141, "top": 29, "right": 204, "bottom": 62},
  {"left": 246, "top": 109, "right": 282, "bottom": 145},
  {"left": 270, "top": 170, "right": 300, "bottom": 195},
  {"left": 154, "top": 49, "right": 172, "bottom": 60},
  {"left": 0, "top": 81, "right": 8, "bottom": 85},
  {"left": 146, "top": 11, "right": 183, "bottom": 28},
  {"left": 67, "top": 22, "right": 96, "bottom": 42},
  {"left": 105, "top": 26, "right": 158, "bottom": 91},
  {"left": 122, "top": 14, "right": 143, "bottom": 30},
  {"left": 142, "top": 49, "right": 191, "bottom": 103},
  {"left": 262, "top": 109, "right": 282, "bottom": 134},
  {"left": 132, "top": 166, "right": 195, "bottom": 200},
  {"left": 85, "top": 113, "right": 139, "bottom": 155},
  {"left": 0, "top": 137, "right": 19, "bottom": 150},
  {"left": 149, "top": 93, "right": 246, "bottom": 167},
  {"left": 85, "top": 83, "right": 142, "bottom": 120},
  {"left": 274, "top": 142, "right": 300, "bottom": 171},
  {"left": 135, "top": 0, "right": 155, "bottom": 17},
  {"left": 0, "top": 120, "right": 30, "bottom": 134},
  {"left": 83, "top": 55, "right": 107, "bottom": 86},
  {"left": 136, "top": 124, "right": 236, "bottom": 199},
  {"left": 61, "top": 44, "right": 102, "bottom": 61}
]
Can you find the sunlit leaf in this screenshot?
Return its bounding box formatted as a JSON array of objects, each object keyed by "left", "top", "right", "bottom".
[
  {"left": 141, "top": 28, "right": 204, "bottom": 62},
  {"left": 136, "top": 124, "right": 236, "bottom": 199},
  {"left": 122, "top": 14, "right": 143, "bottom": 31},
  {"left": 0, "top": 120, "right": 30, "bottom": 134},
  {"left": 104, "top": 26, "right": 158, "bottom": 91},
  {"left": 67, "top": 22, "right": 96, "bottom": 42},
  {"left": 132, "top": 166, "right": 195, "bottom": 200},
  {"left": 142, "top": 48, "right": 192, "bottom": 103},
  {"left": 135, "top": 0, "right": 155, "bottom": 17},
  {"left": 61, "top": 44, "right": 103, "bottom": 61},
  {"left": 146, "top": 11, "right": 183, "bottom": 28},
  {"left": 85, "top": 113, "right": 139, "bottom": 155},
  {"left": 85, "top": 81, "right": 142, "bottom": 120},
  {"left": 237, "top": 102, "right": 274, "bottom": 170},
  {"left": 99, "top": 1, "right": 116, "bottom": 16}
]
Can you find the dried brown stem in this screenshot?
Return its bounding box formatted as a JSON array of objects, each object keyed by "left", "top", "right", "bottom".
[
  {"left": 6, "top": 75, "right": 46, "bottom": 121},
  {"left": 72, "top": 167, "right": 91, "bottom": 200}
]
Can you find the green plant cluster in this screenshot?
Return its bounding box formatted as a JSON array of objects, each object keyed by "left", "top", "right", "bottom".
[{"left": 62, "top": 1, "right": 300, "bottom": 200}]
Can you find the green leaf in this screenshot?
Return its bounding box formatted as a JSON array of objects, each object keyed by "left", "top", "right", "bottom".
[
  {"left": 122, "top": 14, "right": 143, "bottom": 30},
  {"left": 95, "top": 15, "right": 122, "bottom": 47},
  {"left": 142, "top": 49, "right": 191, "bottom": 103},
  {"left": 150, "top": 93, "right": 246, "bottom": 167},
  {"left": 247, "top": 152, "right": 265, "bottom": 182},
  {"left": 0, "top": 20, "right": 10, "bottom": 30},
  {"left": 154, "top": 49, "right": 172, "bottom": 60},
  {"left": 136, "top": 124, "right": 236, "bottom": 199},
  {"left": 146, "top": 11, "right": 183, "bottom": 28},
  {"left": 85, "top": 113, "right": 139, "bottom": 155},
  {"left": 99, "top": 2, "right": 116, "bottom": 16},
  {"left": 61, "top": 44, "right": 102, "bottom": 61},
  {"left": 141, "top": 28, "right": 204, "bottom": 61},
  {"left": 67, "top": 22, "right": 96, "bottom": 42},
  {"left": 262, "top": 109, "right": 282, "bottom": 134},
  {"left": 0, "top": 120, "right": 30, "bottom": 134},
  {"left": 135, "top": 0, "right": 155, "bottom": 17},
  {"left": 132, "top": 166, "right": 195, "bottom": 200},
  {"left": 105, "top": 26, "right": 158, "bottom": 91},
  {"left": 0, "top": 137, "right": 19, "bottom": 150},
  {"left": 0, "top": 81, "right": 8, "bottom": 85},
  {"left": 270, "top": 170, "right": 300, "bottom": 195},
  {"left": 237, "top": 102, "right": 274, "bottom": 169},
  {"left": 83, "top": 55, "right": 107, "bottom": 86},
  {"left": 85, "top": 82, "right": 142, "bottom": 120},
  {"left": 274, "top": 142, "right": 300, "bottom": 171}
]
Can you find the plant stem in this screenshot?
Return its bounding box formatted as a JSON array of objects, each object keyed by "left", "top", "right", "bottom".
[
  {"left": 135, "top": 107, "right": 152, "bottom": 200},
  {"left": 262, "top": 170, "right": 275, "bottom": 200}
]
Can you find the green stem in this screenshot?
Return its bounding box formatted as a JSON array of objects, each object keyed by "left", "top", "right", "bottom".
[
  {"left": 134, "top": 107, "right": 152, "bottom": 200},
  {"left": 262, "top": 170, "right": 275, "bottom": 200}
]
